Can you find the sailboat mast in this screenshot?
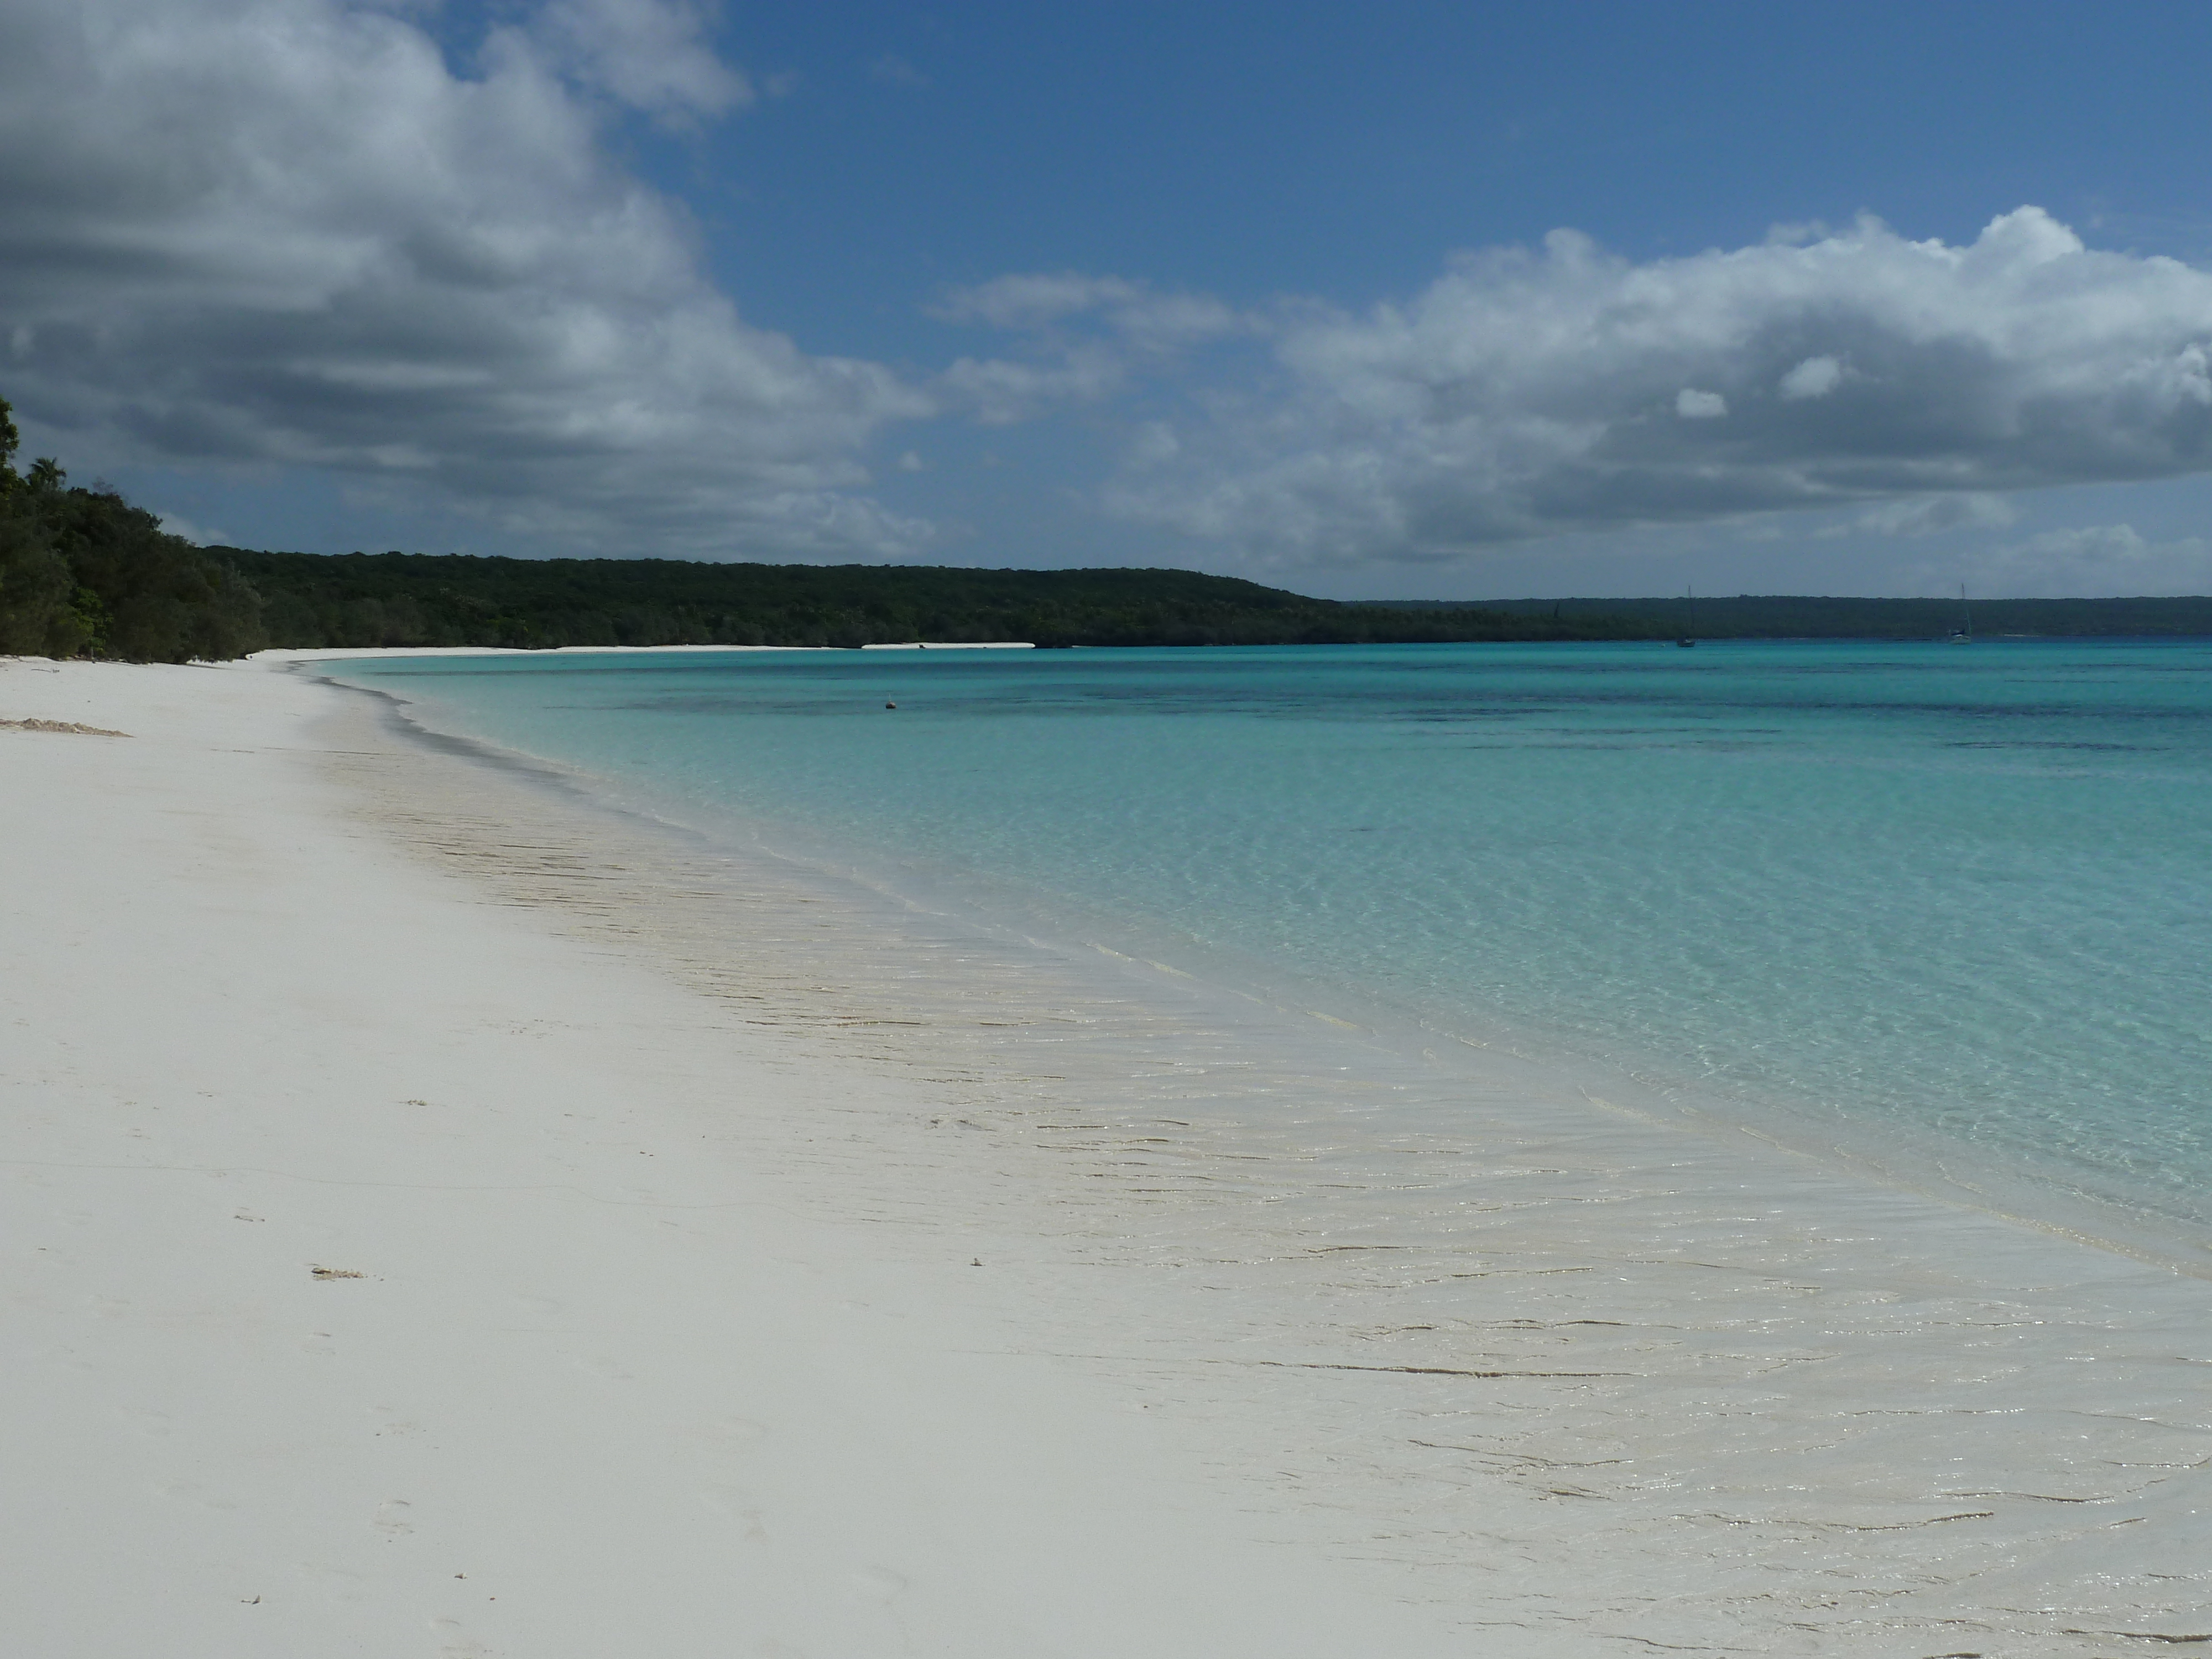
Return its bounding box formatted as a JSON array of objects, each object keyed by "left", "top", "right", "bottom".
[{"left": 1948, "top": 583, "right": 1973, "bottom": 642}]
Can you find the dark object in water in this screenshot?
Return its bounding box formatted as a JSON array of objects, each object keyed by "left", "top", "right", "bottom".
[{"left": 1948, "top": 585, "right": 1974, "bottom": 643}]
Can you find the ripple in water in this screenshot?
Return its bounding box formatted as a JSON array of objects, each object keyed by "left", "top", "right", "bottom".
[{"left": 342, "top": 638, "right": 2212, "bottom": 1249}]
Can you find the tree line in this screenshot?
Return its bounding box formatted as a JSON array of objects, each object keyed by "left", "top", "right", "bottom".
[
  {"left": 215, "top": 547, "right": 1658, "bottom": 651},
  {"left": 13, "top": 392, "right": 2212, "bottom": 660},
  {"left": 0, "top": 397, "right": 264, "bottom": 661},
  {"left": 1442, "top": 593, "right": 2212, "bottom": 637},
  {"left": 0, "top": 392, "right": 1651, "bottom": 657}
]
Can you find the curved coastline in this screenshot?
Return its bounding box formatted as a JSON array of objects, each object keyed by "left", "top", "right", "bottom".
[
  {"left": 327, "top": 649, "right": 2212, "bottom": 1277},
  {"left": 4, "top": 655, "right": 1491, "bottom": 1657},
  {"left": 287, "top": 649, "right": 2212, "bottom": 1653},
  {"left": 10, "top": 649, "right": 2203, "bottom": 1653}
]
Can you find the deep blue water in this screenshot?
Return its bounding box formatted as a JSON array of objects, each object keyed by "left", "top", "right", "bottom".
[{"left": 338, "top": 640, "right": 2212, "bottom": 1241}]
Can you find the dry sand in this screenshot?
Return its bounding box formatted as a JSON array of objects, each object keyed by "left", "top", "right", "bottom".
[{"left": 4, "top": 655, "right": 2209, "bottom": 1657}]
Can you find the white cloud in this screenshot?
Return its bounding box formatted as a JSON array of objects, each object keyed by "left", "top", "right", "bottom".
[
  {"left": 939, "top": 347, "right": 1125, "bottom": 425},
  {"left": 1778, "top": 354, "right": 1843, "bottom": 399},
  {"left": 0, "top": 0, "right": 930, "bottom": 558},
  {"left": 1097, "top": 209, "right": 2212, "bottom": 565},
  {"left": 931, "top": 272, "right": 1254, "bottom": 424},
  {"left": 1850, "top": 492, "right": 2019, "bottom": 536},
  {"left": 868, "top": 54, "right": 929, "bottom": 89},
  {"left": 154, "top": 510, "right": 230, "bottom": 546},
  {"left": 942, "top": 274, "right": 1125, "bottom": 329},
  {"left": 941, "top": 274, "right": 1247, "bottom": 350},
  {"left": 1909, "top": 523, "right": 2212, "bottom": 596},
  {"left": 531, "top": 0, "right": 752, "bottom": 122}
]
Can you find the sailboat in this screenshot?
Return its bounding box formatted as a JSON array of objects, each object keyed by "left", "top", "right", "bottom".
[
  {"left": 1947, "top": 585, "right": 1973, "bottom": 643},
  {"left": 1677, "top": 585, "right": 1698, "bottom": 647}
]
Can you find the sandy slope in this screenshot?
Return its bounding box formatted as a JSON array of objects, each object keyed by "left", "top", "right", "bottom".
[{"left": 0, "top": 659, "right": 1474, "bottom": 1658}]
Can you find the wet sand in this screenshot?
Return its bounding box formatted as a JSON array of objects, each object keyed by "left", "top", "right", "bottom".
[{"left": 4, "top": 654, "right": 2207, "bottom": 1656}]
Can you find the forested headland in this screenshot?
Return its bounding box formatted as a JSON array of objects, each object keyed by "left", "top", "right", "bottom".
[
  {"left": 0, "top": 393, "right": 1648, "bottom": 656},
  {"left": 216, "top": 547, "right": 1653, "bottom": 651},
  {"left": 11, "top": 393, "right": 2212, "bottom": 661},
  {"left": 0, "top": 399, "right": 264, "bottom": 662}
]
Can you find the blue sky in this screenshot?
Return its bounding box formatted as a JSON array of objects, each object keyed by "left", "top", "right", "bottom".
[
  {"left": 686, "top": 1, "right": 2212, "bottom": 340},
  {"left": 7, "top": 0, "right": 2212, "bottom": 596}
]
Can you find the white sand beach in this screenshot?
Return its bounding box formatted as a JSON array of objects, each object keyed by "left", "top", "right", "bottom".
[{"left": 5, "top": 655, "right": 2210, "bottom": 1658}]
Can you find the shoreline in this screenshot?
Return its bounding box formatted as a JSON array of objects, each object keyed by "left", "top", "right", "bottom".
[
  {"left": 249, "top": 642, "right": 1040, "bottom": 661},
  {"left": 6, "top": 655, "right": 2210, "bottom": 1655},
  {"left": 0, "top": 658, "right": 1472, "bottom": 1657},
  {"left": 333, "top": 648, "right": 2212, "bottom": 1280}
]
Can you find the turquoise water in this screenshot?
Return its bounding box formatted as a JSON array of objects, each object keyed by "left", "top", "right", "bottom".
[{"left": 338, "top": 640, "right": 2212, "bottom": 1243}]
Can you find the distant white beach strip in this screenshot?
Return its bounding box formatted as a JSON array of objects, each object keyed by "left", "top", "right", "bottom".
[
  {"left": 4, "top": 654, "right": 2208, "bottom": 1657},
  {"left": 248, "top": 641, "right": 1038, "bottom": 661}
]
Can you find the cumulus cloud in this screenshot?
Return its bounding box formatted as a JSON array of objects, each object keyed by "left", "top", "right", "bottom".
[
  {"left": 531, "top": 0, "right": 753, "bottom": 122},
  {"left": 1099, "top": 209, "right": 2212, "bottom": 564},
  {"left": 1907, "top": 523, "right": 2212, "bottom": 597},
  {"left": 1777, "top": 354, "right": 1843, "bottom": 400},
  {"left": 940, "top": 347, "right": 1125, "bottom": 426},
  {"left": 0, "top": 0, "right": 930, "bottom": 557},
  {"left": 940, "top": 273, "right": 1248, "bottom": 349},
  {"left": 1847, "top": 492, "right": 2020, "bottom": 536},
  {"left": 932, "top": 272, "right": 1254, "bottom": 423}
]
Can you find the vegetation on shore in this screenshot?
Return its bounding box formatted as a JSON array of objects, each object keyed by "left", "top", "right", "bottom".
[
  {"left": 11, "top": 393, "right": 2212, "bottom": 659},
  {"left": 1387, "top": 593, "right": 2212, "bottom": 638},
  {"left": 217, "top": 547, "right": 1652, "bottom": 650},
  {"left": 0, "top": 398, "right": 264, "bottom": 662},
  {"left": 0, "top": 392, "right": 1648, "bottom": 655}
]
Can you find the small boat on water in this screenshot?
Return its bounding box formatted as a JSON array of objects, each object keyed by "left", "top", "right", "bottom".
[
  {"left": 1678, "top": 585, "right": 1697, "bottom": 647},
  {"left": 1948, "top": 585, "right": 1973, "bottom": 643}
]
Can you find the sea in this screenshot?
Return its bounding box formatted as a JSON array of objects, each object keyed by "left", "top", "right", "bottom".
[{"left": 332, "top": 638, "right": 2212, "bottom": 1263}]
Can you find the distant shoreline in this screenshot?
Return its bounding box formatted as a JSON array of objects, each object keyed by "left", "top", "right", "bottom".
[
  {"left": 327, "top": 649, "right": 2212, "bottom": 1651},
  {"left": 1355, "top": 592, "right": 2212, "bottom": 638},
  {"left": 249, "top": 640, "right": 1040, "bottom": 660}
]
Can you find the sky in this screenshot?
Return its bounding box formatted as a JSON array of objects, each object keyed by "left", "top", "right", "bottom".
[{"left": 6, "top": 0, "right": 2212, "bottom": 598}]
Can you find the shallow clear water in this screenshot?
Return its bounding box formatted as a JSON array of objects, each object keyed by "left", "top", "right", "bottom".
[{"left": 338, "top": 640, "right": 2212, "bottom": 1240}]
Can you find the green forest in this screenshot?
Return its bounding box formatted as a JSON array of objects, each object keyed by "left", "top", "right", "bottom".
[
  {"left": 9, "top": 393, "right": 2212, "bottom": 661},
  {"left": 1397, "top": 593, "right": 2212, "bottom": 638},
  {"left": 216, "top": 547, "right": 1653, "bottom": 651},
  {"left": 0, "top": 398, "right": 265, "bottom": 662},
  {"left": 0, "top": 393, "right": 1648, "bottom": 656}
]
